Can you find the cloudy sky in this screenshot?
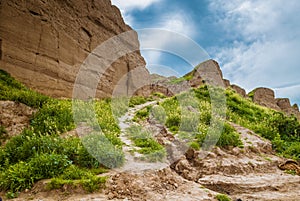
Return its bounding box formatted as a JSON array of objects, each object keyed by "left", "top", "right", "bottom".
[{"left": 111, "top": 0, "right": 300, "bottom": 105}]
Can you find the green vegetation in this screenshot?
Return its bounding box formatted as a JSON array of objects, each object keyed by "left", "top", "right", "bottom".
[
  {"left": 169, "top": 74, "right": 193, "bottom": 84},
  {"left": 160, "top": 88, "right": 242, "bottom": 149},
  {"left": 47, "top": 165, "right": 107, "bottom": 192},
  {"left": 133, "top": 106, "right": 151, "bottom": 122},
  {"left": 215, "top": 194, "right": 232, "bottom": 201},
  {"left": 0, "top": 70, "right": 120, "bottom": 195},
  {"left": 150, "top": 105, "right": 166, "bottom": 124},
  {"left": 0, "top": 125, "right": 7, "bottom": 144},
  {"left": 225, "top": 88, "right": 300, "bottom": 159},
  {"left": 0, "top": 69, "right": 49, "bottom": 108},
  {"left": 126, "top": 125, "right": 166, "bottom": 162},
  {"left": 1, "top": 67, "right": 299, "bottom": 197},
  {"left": 129, "top": 96, "right": 149, "bottom": 107}
]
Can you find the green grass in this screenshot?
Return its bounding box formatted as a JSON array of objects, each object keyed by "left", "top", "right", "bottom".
[
  {"left": 0, "top": 70, "right": 123, "bottom": 195},
  {"left": 160, "top": 88, "right": 242, "bottom": 149},
  {"left": 0, "top": 69, "right": 50, "bottom": 108},
  {"left": 126, "top": 125, "right": 166, "bottom": 162},
  {"left": 225, "top": 88, "right": 300, "bottom": 159},
  {"left": 215, "top": 194, "right": 232, "bottom": 201}
]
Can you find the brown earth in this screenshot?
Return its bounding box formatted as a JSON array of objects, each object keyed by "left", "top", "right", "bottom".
[
  {"left": 0, "top": 101, "right": 35, "bottom": 144},
  {"left": 0, "top": 0, "right": 149, "bottom": 98}
]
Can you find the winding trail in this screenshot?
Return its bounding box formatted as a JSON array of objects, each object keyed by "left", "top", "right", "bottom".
[{"left": 116, "top": 101, "right": 169, "bottom": 172}]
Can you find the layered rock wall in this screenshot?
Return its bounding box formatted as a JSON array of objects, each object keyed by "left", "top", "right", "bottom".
[{"left": 0, "top": 0, "right": 149, "bottom": 98}]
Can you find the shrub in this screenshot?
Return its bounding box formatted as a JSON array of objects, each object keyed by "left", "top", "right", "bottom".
[
  {"left": 29, "top": 153, "right": 71, "bottom": 179},
  {"left": 129, "top": 96, "right": 147, "bottom": 107},
  {"left": 217, "top": 123, "right": 243, "bottom": 147},
  {"left": 150, "top": 105, "right": 166, "bottom": 124},
  {"left": 0, "top": 70, "right": 49, "bottom": 108},
  {"left": 134, "top": 106, "right": 150, "bottom": 122},
  {"left": 0, "top": 161, "right": 35, "bottom": 192},
  {"left": 31, "top": 99, "right": 75, "bottom": 135},
  {"left": 215, "top": 194, "right": 232, "bottom": 201},
  {"left": 0, "top": 125, "right": 7, "bottom": 137},
  {"left": 81, "top": 133, "right": 124, "bottom": 169}
]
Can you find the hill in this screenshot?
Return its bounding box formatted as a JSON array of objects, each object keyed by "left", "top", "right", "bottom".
[{"left": 0, "top": 68, "right": 299, "bottom": 200}]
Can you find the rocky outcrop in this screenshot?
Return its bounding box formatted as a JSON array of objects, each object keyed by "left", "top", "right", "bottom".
[
  {"left": 276, "top": 98, "right": 300, "bottom": 119},
  {"left": 188, "top": 59, "right": 226, "bottom": 87},
  {"left": 0, "top": 0, "right": 149, "bottom": 98},
  {"left": 250, "top": 88, "right": 281, "bottom": 110},
  {"left": 140, "top": 59, "right": 228, "bottom": 97},
  {"left": 250, "top": 88, "right": 300, "bottom": 119},
  {"left": 231, "top": 84, "right": 247, "bottom": 97}
]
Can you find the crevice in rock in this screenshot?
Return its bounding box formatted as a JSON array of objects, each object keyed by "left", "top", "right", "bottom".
[
  {"left": 29, "top": 9, "right": 41, "bottom": 16},
  {"left": 87, "top": 16, "right": 118, "bottom": 35}
]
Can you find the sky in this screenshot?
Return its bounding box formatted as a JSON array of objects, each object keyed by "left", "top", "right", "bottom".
[{"left": 111, "top": 0, "right": 300, "bottom": 105}]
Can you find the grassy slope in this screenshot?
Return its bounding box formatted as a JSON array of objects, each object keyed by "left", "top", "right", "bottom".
[
  {"left": 0, "top": 69, "right": 299, "bottom": 198},
  {"left": 0, "top": 70, "right": 121, "bottom": 197}
]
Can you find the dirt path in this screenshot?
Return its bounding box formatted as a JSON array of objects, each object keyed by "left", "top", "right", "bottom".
[{"left": 116, "top": 100, "right": 169, "bottom": 172}]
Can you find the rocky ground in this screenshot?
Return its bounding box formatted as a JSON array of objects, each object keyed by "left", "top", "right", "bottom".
[{"left": 2, "top": 102, "right": 300, "bottom": 201}]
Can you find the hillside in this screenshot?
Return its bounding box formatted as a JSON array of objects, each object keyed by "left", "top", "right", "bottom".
[{"left": 0, "top": 69, "right": 299, "bottom": 200}]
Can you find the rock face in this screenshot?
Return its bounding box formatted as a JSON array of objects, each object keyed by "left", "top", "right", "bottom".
[
  {"left": 188, "top": 59, "right": 226, "bottom": 87},
  {"left": 276, "top": 98, "right": 300, "bottom": 119},
  {"left": 251, "top": 88, "right": 300, "bottom": 119},
  {"left": 251, "top": 88, "right": 281, "bottom": 110},
  {"left": 231, "top": 84, "right": 247, "bottom": 97},
  {"left": 0, "top": 0, "right": 149, "bottom": 98}
]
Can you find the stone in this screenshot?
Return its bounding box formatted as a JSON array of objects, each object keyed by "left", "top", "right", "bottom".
[
  {"left": 250, "top": 87, "right": 281, "bottom": 110},
  {"left": 231, "top": 84, "right": 247, "bottom": 97},
  {"left": 276, "top": 98, "right": 300, "bottom": 119},
  {"left": 0, "top": 0, "right": 149, "bottom": 98},
  {"left": 223, "top": 79, "right": 231, "bottom": 88}
]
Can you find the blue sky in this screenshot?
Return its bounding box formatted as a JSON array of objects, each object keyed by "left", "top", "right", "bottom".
[{"left": 111, "top": 0, "right": 300, "bottom": 105}]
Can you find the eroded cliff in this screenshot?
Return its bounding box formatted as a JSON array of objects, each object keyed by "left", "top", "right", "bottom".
[{"left": 0, "top": 0, "right": 149, "bottom": 98}]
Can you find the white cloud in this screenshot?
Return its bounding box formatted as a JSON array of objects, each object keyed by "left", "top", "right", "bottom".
[
  {"left": 111, "top": 0, "right": 161, "bottom": 11},
  {"left": 209, "top": 0, "right": 300, "bottom": 101},
  {"left": 137, "top": 12, "right": 198, "bottom": 73},
  {"left": 159, "top": 12, "right": 196, "bottom": 37},
  {"left": 111, "top": 0, "right": 161, "bottom": 25}
]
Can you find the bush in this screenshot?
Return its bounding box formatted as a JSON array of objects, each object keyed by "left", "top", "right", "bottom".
[
  {"left": 215, "top": 194, "right": 232, "bottom": 201},
  {"left": 150, "top": 105, "right": 166, "bottom": 124},
  {"left": 31, "top": 99, "right": 75, "bottom": 135},
  {"left": 217, "top": 123, "right": 242, "bottom": 147},
  {"left": 0, "top": 161, "right": 35, "bottom": 192},
  {"left": 81, "top": 133, "right": 124, "bottom": 169},
  {"left": 134, "top": 106, "right": 150, "bottom": 122},
  {"left": 29, "top": 153, "right": 71, "bottom": 179},
  {"left": 129, "top": 96, "right": 147, "bottom": 107}
]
